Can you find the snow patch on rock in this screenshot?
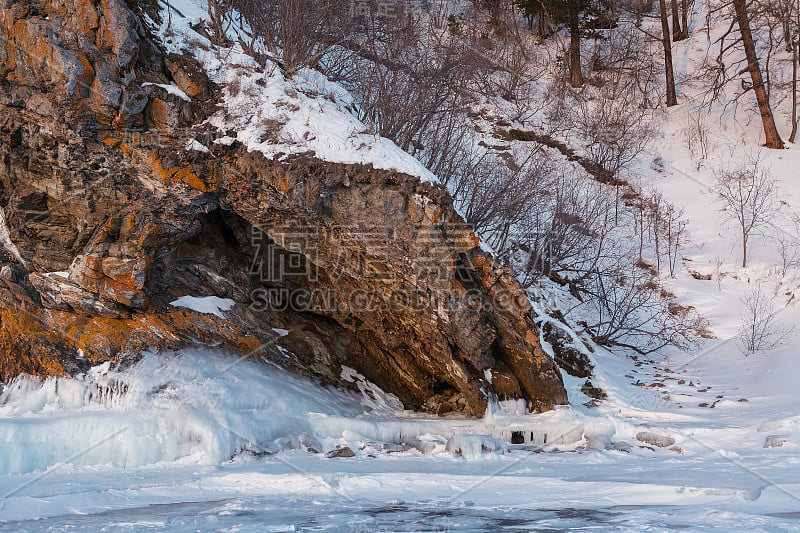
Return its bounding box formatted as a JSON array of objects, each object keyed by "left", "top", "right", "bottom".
[
  {"left": 169, "top": 295, "right": 235, "bottom": 318},
  {"left": 141, "top": 82, "right": 190, "bottom": 101}
]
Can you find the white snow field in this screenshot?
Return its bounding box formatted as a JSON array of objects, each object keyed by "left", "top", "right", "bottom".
[{"left": 2, "top": 344, "right": 800, "bottom": 531}]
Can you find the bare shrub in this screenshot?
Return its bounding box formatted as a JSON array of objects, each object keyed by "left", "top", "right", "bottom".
[
  {"left": 589, "top": 23, "right": 661, "bottom": 107},
  {"left": 683, "top": 112, "right": 712, "bottom": 169},
  {"left": 514, "top": 170, "right": 619, "bottom": 286},
  {"left": 574, "top": 96, "right": 653, "bottom": 178},
  {"left": 541, "top": 78, "right": 575, "bottom": 136},
  {"left": 662, "top": 200, "right": 688, "bottom": 277},
  {"left": 424, "top": 0, "right": 459, "bottom": 29},
  {"left": 505, "top": 172, "right": 700, "bottom": 353},
  {"left": 581, "top": 263, "right": 704, "bottom": 354},
  {"left": 232, "top": 0, "right": 348, "bottom": 73},
  {"left": 646, "top": 189, "right": 665, "bottom": 272},
  {"left": 466, "top": 31, "right": 550, "bottom": 123},
  {"left": 450, "top": 149, "right": 556, "bottom": 257},
  {"left": 639, "top": 190, "right": 688, "bottom": 277},
  {"left": 332, "top": 15, "right": 475, "bottom": 154},
  {"left": 417, "top": 113, "right": 477, "bottom": 188},
  {"left": 446, "top": 153, "right": 621, "bottom": 293},
  {"left": 205, "top": 0, "right": 234, "bottom": 46}
]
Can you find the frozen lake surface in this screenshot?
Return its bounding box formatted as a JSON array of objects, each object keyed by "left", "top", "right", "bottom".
[{"left": 2, "top": 349, "right": 800, "bottom": 531}]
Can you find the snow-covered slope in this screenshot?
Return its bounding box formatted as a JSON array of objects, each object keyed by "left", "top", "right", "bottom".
[{"left": 156, "top": 0, "right": 436, "bottom": 181}]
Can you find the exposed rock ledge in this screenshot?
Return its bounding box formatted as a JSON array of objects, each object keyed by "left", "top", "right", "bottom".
[{"left": 0, "top": 0, "right": 566, "bottom": 415}]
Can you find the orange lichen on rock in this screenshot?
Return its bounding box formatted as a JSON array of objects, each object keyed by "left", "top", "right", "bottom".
[
  {"left": 0, "top": 309, "right": 67, "bottom": 381},
  {"left": 101, "top": 132, "right": 122, "bottom": 147},
  {"left": 0, "top": 351, "right": 66, "bottom": 382},
  {"left": 148, "top": 98, "right": 170, "bottom": 131},
  {"left": 136, "top": 150, "right": 215, "bottom": 192},
  {"left": 56, "top": 308, "right": 257, "bottom": 364},
  {"left": 69, "top": 314, "right": 166, "bottom": 362},
  {"left": 174, "top": 167, "right": 208, "bottom": 192},
  {"left": 74, "top": 0, "right": 100, "bottom": 34},
  {"left": 166, "top": 58, "right": 206, "bottom": 99}
]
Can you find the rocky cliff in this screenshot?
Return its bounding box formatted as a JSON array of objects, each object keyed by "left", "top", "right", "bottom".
[{"left": 0, "top": 0, "right": 567, "bottom": 415}]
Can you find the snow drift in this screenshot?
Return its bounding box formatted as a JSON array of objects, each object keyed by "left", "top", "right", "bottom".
[
  {"left": 0, "top": 350, "right": 363, "bottom": 474},
  {"left": 0, "top": 350, "right": 617, "bottom": 474}
]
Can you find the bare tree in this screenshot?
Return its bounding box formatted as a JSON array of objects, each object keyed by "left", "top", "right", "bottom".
[
  {"left": 737, "top": 284, "right": 791, "bottom": 354},
  {"left": 568, "top": 2, "right": 584, "bottom": 87},
  {"left": 680, "top": 0, "right": 691, "bottom": 39},
  {"left": 748, "top": 0, "right": 800, "bottom": 141},
  {"left": 662, "top": 200, "right": 688, "bottom": 277},
  {"left": 715, "top": 155, "right": 777, "bottom": 267},
  {"left": 787, "top": 0, "right": 800, "bottom": 142},
  {"left": 792, "top": 31, "right": 799, "bottom": 142},
  {"left": 771, "top": 210, "right": 800, "bottom": 276},
  {"left": 732, "top": 0, "right": 784, "bottom": 148}
]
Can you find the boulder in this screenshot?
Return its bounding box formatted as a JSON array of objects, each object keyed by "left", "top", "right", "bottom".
[
  {"left": 764, "top": 435, "right": 787, "bottom": 448},
  {"left": 635, "top": 431, "right": 676, "bottom": 448},
  {"left": 326, "top": 446, "right": 356, "bottom": 458}
]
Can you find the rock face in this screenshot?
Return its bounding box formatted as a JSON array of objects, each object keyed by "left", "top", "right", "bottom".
[{"left": 0, "top": 0, "right": 567, "bottom": 415}]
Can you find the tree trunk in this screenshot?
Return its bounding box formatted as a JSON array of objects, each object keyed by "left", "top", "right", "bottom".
[
  {"left": 783, "top": 0, "right": 794, "bottom": 52},
  {"left": 489, "top": 0, "right": 504, "bottom": 35},
  {"left": 742, "top": 231, "right": 748, "bottom": 268},
  {"left": 671, "top": 0, "right": 685, "bottom": 40},
  {"left": 681, "top": 0, "right": 689, "bottom": 38},
  {"left": 783, "top": 17, "right": 793, "bottom": 52},
  {"left": 733, "top": 0, "right": 785, "bottom": 149},
  {"left": 538, "top": 12, "right": 546, "bottom": 40},
  {"left": 791, "top": 38, "right": 798, "bottom": 142},
  {"left": 569, "top": 6, "right": 583, "bottom": 87},
  {"left": 659, "top": 0, "right": 678, "bottom": 106}
]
